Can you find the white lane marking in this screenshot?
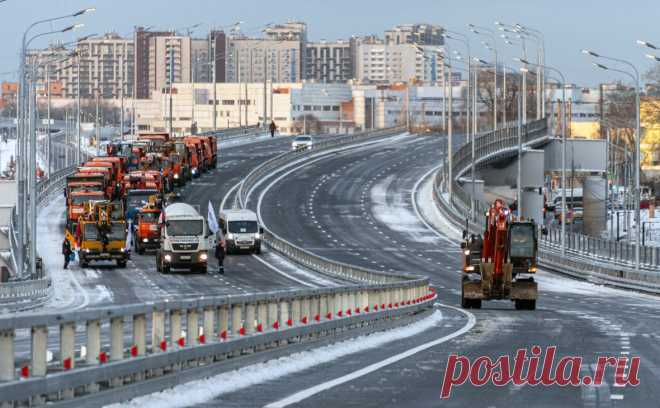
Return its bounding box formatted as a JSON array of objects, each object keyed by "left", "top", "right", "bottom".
[
  {"left": 220, "top": 179, "right": 242, "bottom": 210},
  {"left": 610, "top": 394, "right": 624, "bottom": 400},
  {"left": 411, "top": 163, "right": 457, "bottom": 244},
  {"left": 250, "top": 254, "right": 317, "bottom": 288},
  {"left": 265, "top": 304, "right": 476, "bottom": 408}
]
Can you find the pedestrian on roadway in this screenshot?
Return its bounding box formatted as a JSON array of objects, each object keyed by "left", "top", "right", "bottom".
[
  {"left": 62, "top": 238, "right": 72, "bottom": 269},
  {"left": 269, "top": 121, "right": 277, "bottom": 138},
  {"left": 215, "top": 228, "right": 226, "bottom": 274}
]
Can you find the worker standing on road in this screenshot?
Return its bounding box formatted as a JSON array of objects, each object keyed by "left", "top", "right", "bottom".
[
  {"left": 62, "top": 238, "right": 72, "bottom": 269},
  {"left": 216, "top": 228, "right": 226, "bottom": 274},
  {"left": 269, "top": 121, "right": 277, "bottom": 138}
]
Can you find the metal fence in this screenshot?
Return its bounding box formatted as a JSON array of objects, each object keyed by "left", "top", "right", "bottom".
[{"left": 0, "top": 284, "right": 435, "bottom": 406}]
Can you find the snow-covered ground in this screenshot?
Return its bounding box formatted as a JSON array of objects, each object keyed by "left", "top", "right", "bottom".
[
  {"left": 38, "top": 193, "right": 112, "bottom": 311},
  {"left": 0, "top": 139, "right": 16, "bottom": 177},
  {"left": 109, "top": 310, "right": 444, "bottom": 408}
]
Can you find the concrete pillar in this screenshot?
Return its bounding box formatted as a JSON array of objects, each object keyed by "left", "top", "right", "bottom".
[
  {"left": 312, "top": 296, "right": 321, "bottom": 319},
  {"left": 57, "top": 323, "right": 75, "bottom": 369},
  {"left": 218, "top": 306, "right": 229, "bottom": 337},
  {"left": 319, "top": 295, "right": 328, "bottom": 317},
  {"left": 132, "top": 315, "right": 146, "bottom": 356},
  {"left": 186, "top": 309, "right": 199, "bottom": 346},
  {"left": 301, "top": 297, "right": 310, "bottom": 322},
  {"left": 279, "top": 300, "right": 288, "bottom": 327},
  {"left": 203, "top": 307, "right": 215, "bottom": 341},
  {"left": 0, "top": 330, "right": 15, "bottom": 381},
  {"left": 152, "top": 311, "right": 165, "bottom": 353},
  {"left": 246, "top": 303, "right": 257, "bottom": 334},
  {"left": 170, "top": 310, "right": 182, "bottom": 347},
  {"left": 268, "top": 302, "right": 278, "bottom": 329},
  {"left": 334, "top": 293, "right": 342, "bottom": 315},
  {"left": 257, "top": 302, "right": 267, "bottom": 329},
  {"left": 291, "top": 299, "right": 301, "bottom": 326},
  {"left": 31, "top": 325, "right": 48, "bottom": 377},
  {"left": 110, "top": 317, "right": 124, "bottom": 361},
  {"left": 231, "top": 304, "right": 242, "bottom": 336}
]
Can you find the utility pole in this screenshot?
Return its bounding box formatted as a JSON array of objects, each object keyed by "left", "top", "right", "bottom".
[
  {"left": 212, "top": 38, "right": 217, "bottom": 131},
  {"left": 46, "top": 63, "right": 52, "bottom": 176},
  {"left": 447, "top": 62, "right": 453, "bottom": 200},
  {"left": 168, "top": 46, "right": 174, "bottom": 135},
  {"left": 517, "top": 77, "right": 523, "bottom": 216},
  {"left": 76, "top": 54, "right": 81, "bottom": 164},
  {"left": 263, "top": 52, "right": 267, "bottom": 127},
  {"left": 471, "top": 65, "right": 477, "bottom": 220},
  {"left": 120, "top": 42, "right": 125, "bottom": 141},
  {"left": 95, "top": 89, "right": 100, "bottom": 157}
]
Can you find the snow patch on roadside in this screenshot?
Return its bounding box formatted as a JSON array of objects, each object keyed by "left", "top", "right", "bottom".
[
  {"left": 371, "top": 174, "right": 440, "bottom": 244},
  {"left": 109, "top": 309, "right": 444, "bottom": 408},
  {"left": 259, "top": 250, "right": 340, "bottom": 287}
]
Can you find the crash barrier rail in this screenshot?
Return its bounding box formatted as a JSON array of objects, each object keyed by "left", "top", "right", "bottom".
[
  {"left": 543, "top": 226, "right": 660, "bottom": 269},
  {"left": 0, "top": 283, "right": 435, "bottom": 406},
  {"left": 237, "top": 126, "right": 424, "bottom": 287}
]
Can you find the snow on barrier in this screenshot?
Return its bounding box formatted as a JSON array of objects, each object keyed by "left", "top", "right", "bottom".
[
  {"left": 0, "top": 284, "right": 435, "bottom": 406},
  {"left": 431, "top": 118, "right": 660, "bottom": 293}
]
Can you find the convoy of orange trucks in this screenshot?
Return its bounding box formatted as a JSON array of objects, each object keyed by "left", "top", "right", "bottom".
[{"left": 63, "top": 131, "right": 218, "bottom": 269}]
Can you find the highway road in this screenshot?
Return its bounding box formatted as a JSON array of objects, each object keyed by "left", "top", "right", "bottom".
[
  {"left": 38, "top": 134, "right": 348, "bottom": 313},
  {"left": 205, "top": 132, "right": 660, "bottom": 407}
]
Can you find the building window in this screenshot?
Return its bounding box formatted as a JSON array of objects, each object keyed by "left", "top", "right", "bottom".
[
  {"left": 323, "top": 105, "right": 332, "bottom": 111},
  {"left": 222, "top": 100, "right": 235, "bottom": 105}
]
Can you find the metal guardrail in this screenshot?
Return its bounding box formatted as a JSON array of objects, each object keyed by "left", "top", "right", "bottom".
[
  {"left": 0, "top": 275, "right": 435, "bottom": 406},
  {"left": 0, "top": 125, "right": 435, "bottom": 406}
]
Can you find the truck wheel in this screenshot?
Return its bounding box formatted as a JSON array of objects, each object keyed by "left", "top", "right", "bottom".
[
  {"left": 515, "top": 299, "right": 534, "bottom": 310},
  {"left": 460, "top": 276, "right": 471, "bottom": 308},
  {"left": 471, "top": 299, "right": 482, "bottom": 309},
  {"left": 198, "top": 266, "right": 207, "bottom": 274}
]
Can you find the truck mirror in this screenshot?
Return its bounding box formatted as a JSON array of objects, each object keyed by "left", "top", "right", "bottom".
[
  {"left": 462, "top": 229, "right": 468, "bottom": 240},
  {"left": 460, "top": 242, "right": 467, "bottom": 249},
  {"left": 259, "top": 227, "right": 264, "bottom": 234}
]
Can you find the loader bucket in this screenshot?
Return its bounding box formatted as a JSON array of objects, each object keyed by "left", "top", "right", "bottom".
[
  {"left": 462, "top": 279, "right": 483, "bottom": 299},
  {"left": 480, "top": 262, "right": 493, "bottom": 294},
  {"left": 510, "top": 280, "right": 538, "bottom": 300},
  {"left": 503, "top": 263, "right": 513, "bottom": 293}
]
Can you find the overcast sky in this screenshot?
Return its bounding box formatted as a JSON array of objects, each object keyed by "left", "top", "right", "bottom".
[{"left": 1, "top": 0, "right": 660, "bottom": 86}]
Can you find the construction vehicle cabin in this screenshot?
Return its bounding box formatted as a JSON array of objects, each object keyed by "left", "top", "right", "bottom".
[{"left": 461, "top": 199, "right": 539, "bottom": 310}]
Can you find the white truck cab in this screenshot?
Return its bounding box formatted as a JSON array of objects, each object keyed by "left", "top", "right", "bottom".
[
  {"left": 157, "top": 203, "right": 211, "bottom": 273},
  {"left": 219, "top": 209, "right": 263, "bottom": 254}
]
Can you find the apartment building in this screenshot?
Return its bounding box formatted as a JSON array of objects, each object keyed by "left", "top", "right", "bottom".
[{"left": 304, "top": 41, "right": 353, "bottom": 83}]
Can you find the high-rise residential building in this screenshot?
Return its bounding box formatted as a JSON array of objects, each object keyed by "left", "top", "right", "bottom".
[
  {"left": 355, "top": 42, "right": 428, "bottom": 84},
  {"left": 208, "top": 30, "right": 227, "bottom": 83},
  {"left": 385, "top": 23, "right": 444, "bottom": 46},
  {"left": 304, "top": 41, "right": 353, "bottom": 83},
  {"left": 134, "top": 27, "right": 174, "bottom": 99},
  {"left": 149, "top": 35, "right": 202, "bottom": 94},
  {"left": 226, "top": 38, "right": 302, "bottom": 83},
  {"left": 26, "top": 34, "right": 133, "bottom": 99}
]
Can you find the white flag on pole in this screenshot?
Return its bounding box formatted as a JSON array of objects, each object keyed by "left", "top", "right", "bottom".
[
  {"left": 207, "top": 200, "right": 219, "bottom": 234},
  {"left": 125, "top": 220, "right": 133, "bottom": 252}
]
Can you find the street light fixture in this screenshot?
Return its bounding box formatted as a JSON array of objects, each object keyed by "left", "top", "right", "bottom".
[
  {"left": 646, "top": 54, "right": 660, "bottom": 62},
  {"left": 637, "top": 40, "right": 658, "bottom": 50}
]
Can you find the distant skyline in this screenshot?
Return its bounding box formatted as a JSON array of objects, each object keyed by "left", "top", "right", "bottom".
[{"left": 1, "top": 0, "right": 660, "bottom": 87}]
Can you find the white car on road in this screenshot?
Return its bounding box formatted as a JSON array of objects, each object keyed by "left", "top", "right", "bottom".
[{"left": 291, "top": 135, "right": 313, "bottom": 151}]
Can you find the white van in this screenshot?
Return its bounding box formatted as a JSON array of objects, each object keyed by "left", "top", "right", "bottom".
[
  {"left": 219, "top": 209, "right": 263, "bottom": 254},
  {"left": 157, "top": 203, "right": 212, "bottom": 273}
]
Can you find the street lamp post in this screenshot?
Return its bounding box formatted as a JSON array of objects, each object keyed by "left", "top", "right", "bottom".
[
  {"left": 584, "top": 49, "right": 641, "bottom": 271},
  {"left": 469, "top": 24, "right": 498, "bottom": 130}
]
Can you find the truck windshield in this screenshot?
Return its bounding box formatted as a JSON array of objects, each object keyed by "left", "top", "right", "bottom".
[
  {"left": 139, "top": 212, "right": 160, "bottom": 222},
  {"left": 228, "top": 221, "right": 258, "bottom": 233},
  {"left": 109, "top": 223, "right": 126, "bottom": 240},
  {"left": 167, "top": 220, "right": 203, "bottom": 236},
  {"left": 509, "top": 224, "right": 535, "bottom": 258},
  {"left": 71, "top": 195, "right": 103, "bottom": 205}
]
